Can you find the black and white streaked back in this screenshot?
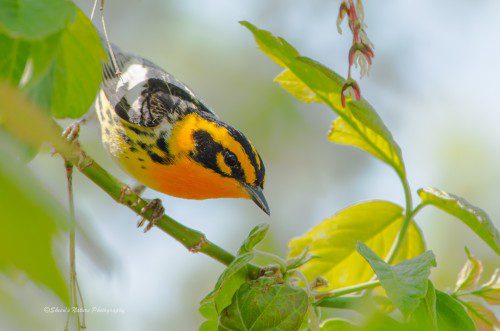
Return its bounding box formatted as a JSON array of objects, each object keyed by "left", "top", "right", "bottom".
[{"left": 101, "top": 44, "right": 217, "bottom": 127}]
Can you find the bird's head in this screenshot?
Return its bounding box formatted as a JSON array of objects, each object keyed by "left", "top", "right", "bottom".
[{"left": 167, "top": 112, "right": 269, "bottom": 215}]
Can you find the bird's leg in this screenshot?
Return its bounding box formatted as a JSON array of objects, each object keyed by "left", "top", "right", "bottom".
[{"left": 137, "top": 198, "right": 164, "bottom": 233}]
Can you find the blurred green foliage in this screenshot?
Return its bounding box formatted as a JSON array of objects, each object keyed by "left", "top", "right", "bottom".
[
  {"left": 0, "top": 0, "right": 106, "bottom": 326},
  {"left": 0, "top": 1, "right": 104, "bottom": 120},
  {"left": 0, "top": 120, "right": 68, "bottom": 304},
  {"left": 25, "top": 10, "right": 105, "bottom": 118},
  {"left": 0, "top": 0, "right": 76, "bottom": 39}
]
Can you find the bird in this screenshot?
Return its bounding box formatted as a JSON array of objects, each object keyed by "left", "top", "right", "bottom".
[{"left": 93, "top": 44, "right": 269, "bottom": 231}]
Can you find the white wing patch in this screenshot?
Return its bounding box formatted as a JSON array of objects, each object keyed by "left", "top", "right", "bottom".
[{"left": 116, "top": 63, "right": 149, "bottom": 92}]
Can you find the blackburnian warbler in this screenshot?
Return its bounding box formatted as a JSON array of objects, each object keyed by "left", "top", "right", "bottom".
[{"left": 94, "top": 44, "right": 269, "bottom": 230}]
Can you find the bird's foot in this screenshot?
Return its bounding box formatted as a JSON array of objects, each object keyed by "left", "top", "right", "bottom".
[
  {"left": 62, "top": 112, "right": 95, "bottom": 143},
  {"left": 57, "top": 119, "right": 93, "bottom": 170},
  {"left": 119, "top": 184, "right": 146, "bottom": 205},
  {"left": 62, "top": 119, "right": 84, "bottom": 143},
  {"left": 119, "top": 186, "right": 132, "bottom": 204},
  {"left": 137, "top": 198, "right": 164, "bottom": 233}
]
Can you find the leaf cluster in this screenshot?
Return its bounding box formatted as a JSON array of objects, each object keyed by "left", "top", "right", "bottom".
[
  {"left": 195, "top": 21, "right": 500, "bottom": 331},
  {"left": 0, "top": 0, "right": 105, "bottom": 309},
  {"left": 0, "top": 0, "right": 105, "bottom": 119}
]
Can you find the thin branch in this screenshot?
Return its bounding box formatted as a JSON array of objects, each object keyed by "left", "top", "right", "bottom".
[
  {"left": 293, "top": 269, "right": 312, "bottom": 295},
  {"left": 308, "top": 304, "right": 320, "bottom": 331},
  {"left": 90, "top": 0, "right": 98, "bottom": 20},
  {"left": 385, "top": 175, "right": 414, "bottom": 264},
  {"left": 97, "top": 0, "right": 120, "bottom": 76},
  {"left": 386, "top": 197, "right": 429, "bottom": 265},
  {"left": 52, "top": 121, "right": 261, "bottom": 277},
  {"left": 313, "top": 280, "right": 380, "bottom": 299},
  {"left": 253, "top": 250, "right": 287, "bottom": 273},
  {"left": 64, "top": 162, "right": 84, "bottom": 331}
]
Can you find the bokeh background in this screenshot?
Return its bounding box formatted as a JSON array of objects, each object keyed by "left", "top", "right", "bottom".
[{"left": 1, "top": 0, "right": 499, "bottom": 330}]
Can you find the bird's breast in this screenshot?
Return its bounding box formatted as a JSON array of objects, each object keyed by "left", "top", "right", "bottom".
[{"left": 143, "top": 158, "right": 248, "bottom": 199}]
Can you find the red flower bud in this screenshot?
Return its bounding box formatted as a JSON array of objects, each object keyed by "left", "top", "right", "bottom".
[
  {"left": 337, "top": 2, "right": 349, "bottom": 34},
  {"left": 348, "top": 43, "right": 374, "bottom": 77},
  {"left": 341, "top": 80, "right": 361, "bottom": 108}
]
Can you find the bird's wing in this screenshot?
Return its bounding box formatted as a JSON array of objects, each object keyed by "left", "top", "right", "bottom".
[{"left": 101, "top": 43, "right": 217, "bottom": 127}]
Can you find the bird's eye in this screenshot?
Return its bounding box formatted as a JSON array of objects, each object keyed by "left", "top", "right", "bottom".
[{"left": 224, "top": 151, "right": 238, "bottom": 168}]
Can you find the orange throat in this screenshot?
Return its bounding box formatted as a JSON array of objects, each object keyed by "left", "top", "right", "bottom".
[{"left": 133, "top": 157, "right": 249, "bottom": 200}]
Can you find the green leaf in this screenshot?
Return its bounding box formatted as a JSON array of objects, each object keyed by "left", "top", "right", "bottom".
[
  {"left": 27, "top": 32, "right": 63, "bottom": 84},
  {"left": 200, "top": 300, "right": 218, "bottom": 320},
  {"left": 286, "top": 247, "right": 314, "bottom": 271},
  {"left": 0, "top": 0, "right": 76, "bottom": 40},
  {"left": 237, "top": 223, "right": 269, "bottom": 256},
  {"left": 462, "top": 300, "right": 499, "bottom": 331},
  {"left": 199, "top": 301, "right": 219, "bottom": 331},
  {"left": 219, "top": 278, "right": 308, "bottom": 331},
  {"left": 314, "top": 295, "right": 367, "bottom": 311},
  {"left": 0, "top": 149, "right": 68, "bottom": 304},
  {"left": 0, "top": 31, "right": 61, "bottom": 159},
  {"left": 0, "top": 83, "right": 118, "bottom": 305},
  {"left": 328, "top": 117, "right": 401, "bottom": 173},
  {"left": 0, "top": 33, "right": 30, "bottom": 84},
  {"left": 200, "top": 321, "right": 218, "bottom": 331},
  {"left": 422, "top": 281, "right": 438, "bottom": 330},
  {"left": 418, "top": 187, "right": 500, "bottom": 254},
  {"left": 362, "top": 314, "right": 408, "bottom": 331},
  {"left": 241, "top": 21, "right": 405, "bottom": 178},
  {"left": 25, "top": 9, "right": 105, "bottom": 118},
  {"left": 315, "top": 293, "right": 396, "bottom": 316},
  {"left": 435, "top": 291, "right": 476, "bottom": 331},
  {"left": 455, "top": 247, "right": 483, "bottom": 293},
  {"left": 356, "top": 241, "right": 436, "bottom": 317},
  {"left": 474, "top": 269, "right": 499, "bottom": 305},
  {"left": 0, "top": 128, "right": 39, "bottom": 163},
  {"left": 410, "top": 281, "right": 438, "bottom": 331},
  {"left": 320, "top": 318, "right": 359, "bottom": 331},
  {"left": 274, "top": 69, "right": 321, "bottom": 103},
  {"left": 287, "top": 201, "right": 425, "bottom": 290},
  {"left": 0, "top": 83, "right": 83, "bottom": 305},
  {"left": 475, "top": 287, "right": 500, "bottom": 306},
  {"left": 201, "top": 253, "right": 253, "bottom": 314},
  {"left": 0, "top": 83, "right": 71, "bottom": 156}
]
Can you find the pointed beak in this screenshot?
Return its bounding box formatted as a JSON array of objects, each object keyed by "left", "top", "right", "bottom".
[{"left": 243, "top": 183, "right": 270, "bottom": 216}]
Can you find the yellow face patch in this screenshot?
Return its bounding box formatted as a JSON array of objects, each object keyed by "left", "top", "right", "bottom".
[
  {"left": 169, "top": 113, "right": 257, "bottom": 184},
  {"left": 216, "top": 152, "right": 232, "bottom": 176}
]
